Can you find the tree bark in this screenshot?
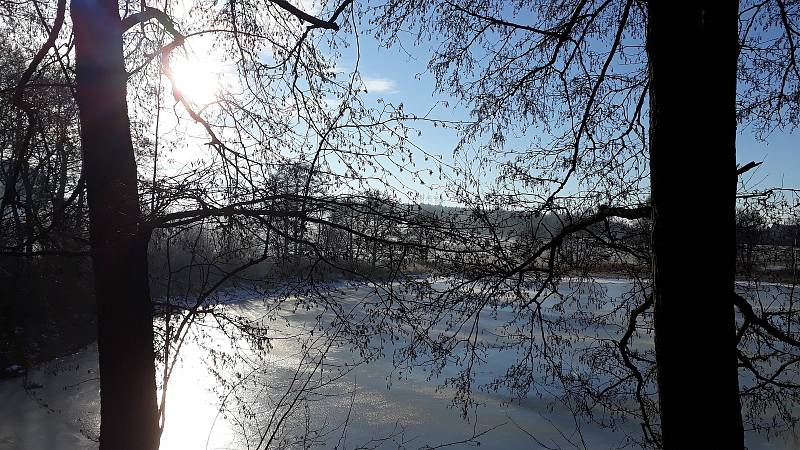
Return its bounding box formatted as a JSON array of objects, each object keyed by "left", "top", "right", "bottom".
[
  {"left": 71, "top": 0, "right": 160, "bottom": 448},
  {"left": 648, "top": 2, "right": 743, "bottom": 448}
]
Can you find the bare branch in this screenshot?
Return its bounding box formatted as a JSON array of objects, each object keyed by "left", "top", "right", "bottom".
[
  {"left": 121, "top": 6, "right": 181, "bottom": 36},
  {"left": 736, "top": 160, "right": 763, "bottom": 175},
  {"left": 734, "top": 293, "right": 800, "bottom": 348},
  {"left": 268, "top": 0, "right": 342, "bottom": 30}
]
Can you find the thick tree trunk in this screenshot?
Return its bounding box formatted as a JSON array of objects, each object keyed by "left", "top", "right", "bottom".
[
  {"left": 71, "top": 0, "right": 160, "bottom": 448},
  {"left": 648, "top": 2, "right": 743, "bottom": 448}
]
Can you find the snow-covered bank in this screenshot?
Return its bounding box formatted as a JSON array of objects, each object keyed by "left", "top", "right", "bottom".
[{"left": 0, "top": 343, "right": 99, "bottom": 449}]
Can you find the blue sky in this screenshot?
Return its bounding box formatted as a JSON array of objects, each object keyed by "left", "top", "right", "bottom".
[
  {"left": 737, "top": 128, "right": 798, "bottom": 190},
  {"left": 159, "top": 1, "right": 798, "bottom": 205},
  {"left": 339, "top": 27, "right": 799, "bottom": 196}
]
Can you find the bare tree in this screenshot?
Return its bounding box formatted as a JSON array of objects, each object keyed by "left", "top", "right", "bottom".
[
  {"left": 365, "top": 0, "right": 800, "bottom": 448},
  {"left": 3, "top": 0, "right": 460, "bottom": 446}
]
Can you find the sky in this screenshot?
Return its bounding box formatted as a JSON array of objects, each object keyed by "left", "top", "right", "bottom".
[
  {"left": 334, "top": 20, "right": 800, "bottom": 195},
  {"left": 156, "top": 0, "right": 799, "bottom": 206}
]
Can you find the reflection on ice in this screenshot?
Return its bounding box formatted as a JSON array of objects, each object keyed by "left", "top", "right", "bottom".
[{"left": 1, "top": 280, "right": 798, "bottom": 449}]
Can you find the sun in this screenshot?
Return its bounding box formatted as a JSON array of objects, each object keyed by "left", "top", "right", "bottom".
[{"left": 168, "top": 57, "right": 221, "bottom": 105}]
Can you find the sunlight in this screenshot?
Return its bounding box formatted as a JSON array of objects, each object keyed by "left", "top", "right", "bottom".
[
  {"left": 158, "top": 337, "right": 233, "bottom": 450},
  {"left": 169, "top": 57, "right": 221, "bottom": 105}
]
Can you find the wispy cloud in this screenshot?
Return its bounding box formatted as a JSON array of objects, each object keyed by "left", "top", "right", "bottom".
[{"left": 362, "top": 76, "right": 398, "bottom": 94}]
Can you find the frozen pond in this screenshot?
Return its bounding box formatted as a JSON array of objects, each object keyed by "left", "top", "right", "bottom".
[{"left": 1, "top": 279, "right": 798, "bottom": 449}]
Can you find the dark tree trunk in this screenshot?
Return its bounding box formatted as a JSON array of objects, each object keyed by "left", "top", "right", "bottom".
[
  {"left": 20, "top": 162, "right": 36, "bottom": 253},
  {"left": 71, "top": 0, "right": 160, "bottom": 448},
  {"left": 647, "top": 2, "right": 743, "bottom": 448}
]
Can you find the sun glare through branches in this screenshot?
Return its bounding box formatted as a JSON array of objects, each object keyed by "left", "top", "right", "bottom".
[{"left": 168, "top": 56, "right": 222, "bottom": 105}]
